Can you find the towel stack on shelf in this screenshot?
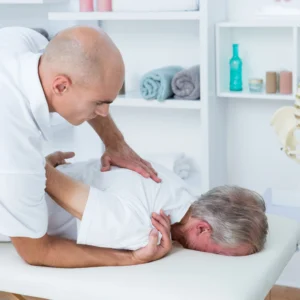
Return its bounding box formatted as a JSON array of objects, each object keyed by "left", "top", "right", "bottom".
[
  {"left": 113, "top": 0, "right": 199, "bottom": 12},
  {"left": 140, "top": 65, "right": 201, "bottom": 101}
]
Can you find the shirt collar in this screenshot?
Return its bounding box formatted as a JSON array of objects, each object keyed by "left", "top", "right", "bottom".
[{"left": 20, "top": 52, "right": 52, "bottom": 141}]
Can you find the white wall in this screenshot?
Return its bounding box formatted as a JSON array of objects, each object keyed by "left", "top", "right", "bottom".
[{"left": 227, "top": 0, "right": 300, "bottom": 288}]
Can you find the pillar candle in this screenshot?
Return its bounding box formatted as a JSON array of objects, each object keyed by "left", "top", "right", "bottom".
[
  {"left": 80, "top": 0, "right": 94, "bottom": 12},
  {"left": 266, "top": 72, "right": 277, "bottom": 94},
  {"left": 279, "top": 71, "right": 293, "bottom": 94},
  {"left": 97, "top": 0, "right": 112, "bottom": 11}
]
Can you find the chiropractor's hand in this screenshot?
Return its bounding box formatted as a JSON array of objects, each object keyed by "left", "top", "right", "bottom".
[
  {"left": 101, "top": 142, "right": 161, "bottom": 183},
  {"left": 132, "top": 210, "right": 172, "bottom": 264},
  {"left": 46, "top": 151, "right": 75, "bottom": 167}
]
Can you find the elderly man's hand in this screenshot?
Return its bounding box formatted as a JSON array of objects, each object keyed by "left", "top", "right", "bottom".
[
  {"left": 101, "top": 142, "right": 161, "bottom": 183},
  {"left": 132, "top": 210, "right": 172, "bottom": 264},
  {"left": 46, "top": 151, "right": 75, "bottom": 168}
]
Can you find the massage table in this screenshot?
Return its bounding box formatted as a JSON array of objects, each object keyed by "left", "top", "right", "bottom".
[{"left": 0, "top": 214, "right": 299, "bottom": 300}]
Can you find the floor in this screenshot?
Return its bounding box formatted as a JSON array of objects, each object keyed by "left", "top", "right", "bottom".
[{"left": 1, "top": 286, "right": 300, "bottom": 300}]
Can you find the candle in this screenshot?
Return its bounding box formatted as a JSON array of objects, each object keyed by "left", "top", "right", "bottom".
[
  {"left": 97, "top": 0, "right": 112, "bottom": 12},
  {"left": 80, "top": 0, "right": 94, "bottom": 12}
]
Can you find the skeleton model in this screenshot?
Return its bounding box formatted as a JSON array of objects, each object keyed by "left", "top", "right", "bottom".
[{"left": 271, "top": 85, "right": 300, "bottom": 162}]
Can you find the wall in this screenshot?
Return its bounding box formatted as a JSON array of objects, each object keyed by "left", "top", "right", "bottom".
[{"left": 227, "top": 0, "right": 300, "bottom": 288}]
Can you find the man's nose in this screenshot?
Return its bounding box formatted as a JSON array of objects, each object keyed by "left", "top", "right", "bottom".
[{"left": 95, "top": 104, "right": 110, "bottom": 117}]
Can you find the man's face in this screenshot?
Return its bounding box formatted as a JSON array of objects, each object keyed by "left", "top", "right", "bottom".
[
  {"left": 51, "top": 77, "right": 122, "bottom": 126},
  {"left": 57, "top": 84, "right": 114, "bottom": 125},
  {"left": 180, "top": 219, "right": 251, "bottom": 256}
]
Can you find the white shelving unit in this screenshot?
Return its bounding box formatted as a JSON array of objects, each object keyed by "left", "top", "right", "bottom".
[
  {"left": 219, "top": 91, "right": 295, "bottom": 101},
  {"left": 0, "top": 0, "right": 65, "bottom": 3},
  {"left": 112, "top": 93, "right": 201, "bottom": 110},
  {"left": 216, "top": 22, "right": 299, "bottom": 101},
  {"left": 48, "top": 0, "right": 227, "bottom": 192},
  {"left": 48, "top": 11, "right": 201, "bottom": 21}
]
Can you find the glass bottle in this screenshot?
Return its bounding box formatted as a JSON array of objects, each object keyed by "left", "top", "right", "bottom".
[{"left": 230, "top": 44, "right": 243, "bottom": 91}]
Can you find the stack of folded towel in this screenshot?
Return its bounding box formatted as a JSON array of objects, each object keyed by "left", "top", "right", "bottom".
[
  {"left": 113, "top": 0, "right": 199, "bottom": 12},
  {"left": 140, "top": 65, "right": 200, "bottom": 101}
]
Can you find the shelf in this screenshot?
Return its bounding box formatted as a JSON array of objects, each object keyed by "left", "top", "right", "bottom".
[
  {"left": 48, "top": 11, "right": 201, "bottom": 21},
  {"left": 217, "top": 21, "right": 300, "bottom": 28},
  {"left": 0, "top": 0, "right": 65, "bottom": 3},
  {"left": 218, "top": 91, "right": 295, "bottom": 101},
  {"left": 111, "top": 93, "right": 201, "bottom": 109}
]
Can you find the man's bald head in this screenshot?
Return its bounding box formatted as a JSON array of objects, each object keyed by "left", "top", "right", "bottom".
[
  {"left": 39, "top": 26, "right": 125, "bottom": 125},
  {"left": 43, "top": 26, "right": 124, "bottom": 87}
]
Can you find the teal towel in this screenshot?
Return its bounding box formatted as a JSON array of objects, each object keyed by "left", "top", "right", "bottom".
[{"left": 140, "top": 66, "right": 183, "bottom": 101}]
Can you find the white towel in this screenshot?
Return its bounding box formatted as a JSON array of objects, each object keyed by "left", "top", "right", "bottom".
[
  {"left": 143, "top": 152, "right": 191, "bottom": 180},
  {"left": 113, "top": 0, "right": 199, "bottom": 12}
]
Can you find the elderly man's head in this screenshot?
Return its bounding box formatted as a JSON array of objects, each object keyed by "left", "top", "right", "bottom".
[
  {"left": 39, "top": 26, "right": 125, "bottom": 125},
  {"left": 171, "top": 186, "right": 268, "bottom": 256}
]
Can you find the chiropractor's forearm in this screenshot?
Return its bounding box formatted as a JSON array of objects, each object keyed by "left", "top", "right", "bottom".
[
  {"left": 45, "top": 163, "right": 88, "bottom": 220},
  {"left": 11, "top": 235, "right": 135, "bottom": 268},
  {"left": 88, "top": 114, "right": 124, "bottom": 147}
]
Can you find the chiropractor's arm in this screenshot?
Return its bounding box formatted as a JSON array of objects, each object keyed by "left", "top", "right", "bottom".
[
  {"left": 88, "top": 115, "right": 160, "bottom": 183},
  {"left": 11, "top": 154, "right": 172, "bottom": 268}
]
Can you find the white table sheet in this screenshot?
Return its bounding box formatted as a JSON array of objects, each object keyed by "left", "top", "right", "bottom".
[{"left": 0, "top": 214, "right": 299, "bottom": 300}]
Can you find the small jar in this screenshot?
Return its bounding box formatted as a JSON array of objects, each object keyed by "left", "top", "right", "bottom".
[{"left": 249, "top": 78, "right": 263, "bottom": 93}]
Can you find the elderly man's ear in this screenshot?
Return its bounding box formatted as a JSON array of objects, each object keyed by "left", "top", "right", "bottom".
[{"left": 196, "top": 221, "right": 212, "bottom": 236}]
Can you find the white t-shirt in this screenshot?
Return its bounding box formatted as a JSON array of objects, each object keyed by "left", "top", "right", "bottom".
[
  {"left": 47, "top": 160, "right": 197, "bottom": 250},
  {"left": 0, "top": 27, "right": 50, "bottom": 239}
]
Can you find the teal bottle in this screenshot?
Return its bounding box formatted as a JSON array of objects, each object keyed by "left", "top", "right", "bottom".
[{"left": 230, "top": 44, "right": 243, "bottom": 91}]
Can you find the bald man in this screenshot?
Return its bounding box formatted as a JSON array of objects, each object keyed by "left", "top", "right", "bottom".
[{"left": 0, "top": 26, "right": 169, "bottom": 268}]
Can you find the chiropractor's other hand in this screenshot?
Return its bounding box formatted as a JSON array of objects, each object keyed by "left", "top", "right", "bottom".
[
  {"left": 132, "top": 210, "right": 172, "bottom": 264},
  {"left": 101, "top": 142, "right": 161, "bottom": 183},
  {"left": 46, "top": 151, "right": 75, "bottom": 168}
]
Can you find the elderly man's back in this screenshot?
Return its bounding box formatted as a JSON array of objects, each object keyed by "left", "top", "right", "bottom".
[{"left": 46, "top": 159, "right": 196, "bottom": 250}]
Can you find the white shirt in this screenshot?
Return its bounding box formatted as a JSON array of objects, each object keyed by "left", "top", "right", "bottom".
[
  {"left": 0, "top": 27, "right": 50, "bottom": 239},
  {"left": 47, "top": 160, "right": 197, "bottom": 250}
]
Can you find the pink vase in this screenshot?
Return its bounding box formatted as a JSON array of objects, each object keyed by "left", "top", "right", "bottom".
[
  {"left": 80, "top": 0, "right": 94, "bottom": 12},
  {"left": 97, "top": 0, "right": 112, "bottom": 12}
]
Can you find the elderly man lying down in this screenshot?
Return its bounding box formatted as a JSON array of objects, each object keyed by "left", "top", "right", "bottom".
[{"left": 44, "top": 152, "right": 268, "bottom": 264}]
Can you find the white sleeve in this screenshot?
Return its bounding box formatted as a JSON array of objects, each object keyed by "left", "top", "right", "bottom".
[
  {"left": 0, "top": 173, "right": 48, "bottom": 238},
  {"left": 0, "top": 87, "right": 48, "bottom": 238},
  {"left": 77, "top": 187, "right": 152, "bottom": 251},
  {"left": 0, "top": 27, "right": 48, "bottom": 55}
]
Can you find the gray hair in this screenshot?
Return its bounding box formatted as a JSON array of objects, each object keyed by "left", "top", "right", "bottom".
[{"left": 190, "top": 185, "right": 268, "bottom": 253}]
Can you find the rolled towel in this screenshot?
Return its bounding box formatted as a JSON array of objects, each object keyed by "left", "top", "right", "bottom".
[
  {"left": 142, "top": 152, "right": 191, "bottom": 179},
  {"left": 140, "top": 66, "right": 183, "bottom": 101},
  {"left": 171, "top": 65, "right": 200, "bottom": 100},
  {"left": 32, "top": 28, "right": 50, "bottom": 41}
]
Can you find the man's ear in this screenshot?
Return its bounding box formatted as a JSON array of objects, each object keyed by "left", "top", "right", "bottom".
[
  {"left": 196, "top": 221, "right": 212, "bottom": 235},
  {"left": 52, "top": 75, "right": 71, "bottom": 95}
]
